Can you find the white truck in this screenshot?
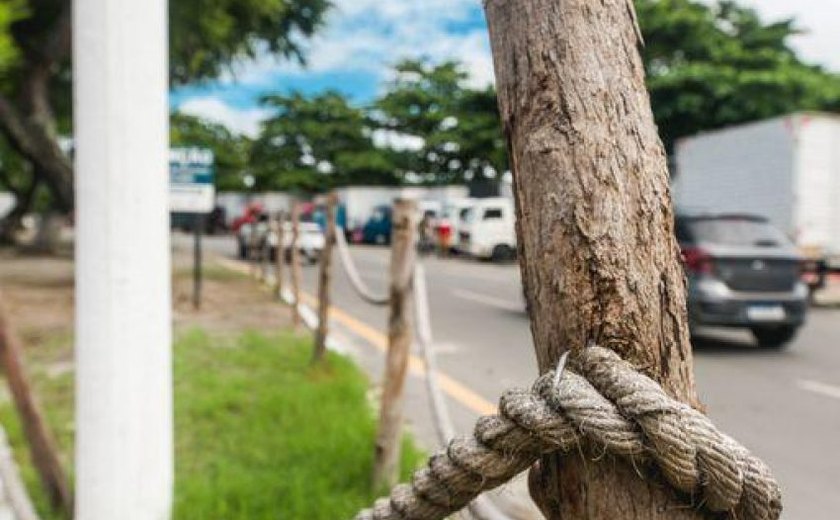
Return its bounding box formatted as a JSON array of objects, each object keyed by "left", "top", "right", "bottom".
[
  {"left": 457, "top": 197, "right": 517, "bottom": 261},
  {"left": 674, "top": 112, "right": 840, "bottom": 286}
]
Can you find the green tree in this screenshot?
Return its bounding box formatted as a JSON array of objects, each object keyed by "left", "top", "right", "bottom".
[
  {"left": 637, "top": 0, "right": 840, "bottom": 151},
  {"left": 0, "top": 0, "right": 330, "bottom": 221},
  {"left": 0, "top": 1, "right": 23, "bottom": 71},
  {"left": 170, "top": 112, "right": 251, "bottom": 191},
  {"left": 251, "top": 91, "right": 397, "bottom": 192},
  {"left": 376, "top": 59, "right": 508, "bottom": 185}
]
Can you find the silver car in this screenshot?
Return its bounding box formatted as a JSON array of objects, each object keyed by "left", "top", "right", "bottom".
[{"left": 676, "top": 213, "right": 808, "bottom": 348}]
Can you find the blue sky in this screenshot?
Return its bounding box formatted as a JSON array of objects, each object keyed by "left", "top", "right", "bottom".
[{"left": 171, "top": 0, "right": 839, "bottom": 137}]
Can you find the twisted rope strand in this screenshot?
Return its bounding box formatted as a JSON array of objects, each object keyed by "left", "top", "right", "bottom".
[{"left": 355, "top": 346, "right": 781, "bottom": 520}]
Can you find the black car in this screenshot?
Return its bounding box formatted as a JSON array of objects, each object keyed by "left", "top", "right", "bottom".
[{"left": 676, "top": 213, "right": 808, "bottom": 348}]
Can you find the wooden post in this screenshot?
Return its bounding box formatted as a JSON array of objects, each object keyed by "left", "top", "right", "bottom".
[
  {"left": 372, "top": 199, "right": 416, "bottom": 489},
  {"left": 484, "top": 1, "right": 703, "bottom": 518},
  {"left": 193, "top": 213, "right": 203, "bottom": 310},
  {"left": 274, "top": 211, "right": 285, "bottom": 296},
  {"left": 249, "top": 217, "right": 260, "bottom": 279},
  {"left": 313, "top": 193, "right": 337, "bottom": 362},
  {"left": 0, "top": 293, "right": 72, "bottom": 517},
  {"left": 290, "top": 203, "right": 302, "bottom": 329}
]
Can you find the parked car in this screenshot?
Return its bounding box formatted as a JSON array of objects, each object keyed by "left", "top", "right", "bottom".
[
  {"left": 268, "top": 221, "right": 326, "bottom": 264},
  {"left": 458, "top": 197, "right": 517, "bottom": 262},
  {"left": 674, "top": 113, "right": 840, "bottom": 293},
  {"left": 362, "top": 205, "right": 392, "bottom": 245},
  {"left": 236, "top": 215, "right": 325, "bottom": 264},
  {"left": 676, "top": 213, "right": 809, "bottom": 348}
]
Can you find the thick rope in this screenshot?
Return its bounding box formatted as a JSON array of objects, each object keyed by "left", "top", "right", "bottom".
[
  {"left": 334, "top": 229, "right": 391, "bottom": 305},
  {"left": 355, "top": 346, "right": 782, "bottom": 520}
]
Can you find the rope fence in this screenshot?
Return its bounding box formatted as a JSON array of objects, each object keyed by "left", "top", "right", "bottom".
[
  {"left": 335, "top": 229, "right": 390, "bottom": 306},
  {"left": 239, "top": 198, "right": 781, "bottom": 520},
  {"left": 354, "top": 346, "right": 782, "bottom": 520}
]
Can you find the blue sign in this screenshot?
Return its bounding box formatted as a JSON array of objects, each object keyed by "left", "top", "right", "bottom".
[{"left": 170, "top": 147, "right": 215, "bottom": 213}]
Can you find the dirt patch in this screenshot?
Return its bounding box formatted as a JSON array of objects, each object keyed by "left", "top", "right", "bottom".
[{"left": 0, "top": 247, "right": 291, "bottom": 369}]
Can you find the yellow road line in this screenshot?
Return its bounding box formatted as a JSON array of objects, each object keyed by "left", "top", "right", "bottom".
[{"left": 214, "top": 255, "right": 497, "bottom": 416}]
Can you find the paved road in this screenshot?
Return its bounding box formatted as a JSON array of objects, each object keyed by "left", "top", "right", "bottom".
[{"left": 203, "top": 235, "right": 840, "bottom": 519}]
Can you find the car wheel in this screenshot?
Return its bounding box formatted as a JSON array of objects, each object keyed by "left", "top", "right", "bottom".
[
  {"left": 491, "top": 244, "right": 516, "bottom": 263},
  {"left": 751, "top": 326, "right": 798, "bottom": 349}
]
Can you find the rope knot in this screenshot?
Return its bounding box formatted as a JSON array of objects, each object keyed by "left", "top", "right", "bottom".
[{"left": 355, "top": 346, "right": 782, "bottom": 520}]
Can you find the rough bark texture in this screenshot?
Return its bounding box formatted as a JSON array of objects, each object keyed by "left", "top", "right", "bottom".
[
  {"left": 372, "top": 199, "right": 416, "bottom": 490},
  {"left": 313, "top": 193, "right": 337, "bottom": 362},
  {"left": 290, "top": 204, "right": 302, "bottom": 329},
  {"left": 0, "top": 292, "right": 72, "bottom": 517},
  {"left": 484, "top": 0, "right": 705, "bottom": 518}
]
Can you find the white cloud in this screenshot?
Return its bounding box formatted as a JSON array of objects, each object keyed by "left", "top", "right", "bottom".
[
  {"left": 221, "top": 0, "right": 840, "bottom": 100},
  {"left": 228, "top": 0, "right": 496, "bottom": 89},
  {"left": 177, "top": 97, "right": 271, "bottom": 137}
]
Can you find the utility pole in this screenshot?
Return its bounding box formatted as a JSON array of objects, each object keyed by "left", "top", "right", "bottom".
[
  {"left": 484, "top": 1, "right": 702, "bottom": 518},
  {"left": 372, "top": 199, "right": 416, "bottom": 489},
  {"left": 73, "top": 0, "right": 173, "bottom": 518},
  {"left": 313, "top": 193, "right": 337, "bottom": 362}
]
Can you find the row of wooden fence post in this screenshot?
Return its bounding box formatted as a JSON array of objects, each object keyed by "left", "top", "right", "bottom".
[{"left": 256, "top": 195, "right": 416, "bottom": 490}]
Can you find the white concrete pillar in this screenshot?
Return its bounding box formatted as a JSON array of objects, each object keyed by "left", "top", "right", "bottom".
[{"left": 73, "top": 0, "right": 172, "bottom": 518}]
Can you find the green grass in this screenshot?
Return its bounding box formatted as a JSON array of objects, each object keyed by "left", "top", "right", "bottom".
[
  {"left": 173, "top": 263, "right": 250, "bottom": 282},
  {"left": 0, "top": 329, "right": 424, "bottom": 519}
]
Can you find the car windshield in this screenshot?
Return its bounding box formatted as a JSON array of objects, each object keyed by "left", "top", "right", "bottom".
[{"left": 687, "top": 217, "right": 790, "bottom": 247}]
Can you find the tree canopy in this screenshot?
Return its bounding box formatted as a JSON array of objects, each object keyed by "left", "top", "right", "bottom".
[
  {"left": 170, "top": 112, "right": 252, "bottom": 191},
  {"left": 169, "top": 0, "right": 330, "bottom": 85},
  {"left": 638, "top": 0, "right": 840, "bottom": 151},
  {"left": 0, "top": 0, "right": 331, "bottom": 222},
  {"left": 3, "top": 0, "right": 840, "bottom": 213},
  {"left": 250, "top": 91, "right": 397, "bottom": 192},
  {"left": 376, "top": 60, "right": 507, "bottom": 186}
]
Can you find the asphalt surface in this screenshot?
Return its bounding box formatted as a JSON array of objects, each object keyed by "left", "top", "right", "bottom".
[{"left": 202, "top": 235, "right": 840, "bottom": 519}]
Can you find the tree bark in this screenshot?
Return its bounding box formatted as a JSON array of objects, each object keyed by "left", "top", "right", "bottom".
[
  {"left": 484, "top": 1, "right": 704, "bottom": 518},
  {"left": 0, "top": 96, "right": 74, "bottom": 211},
  {"left": 313, "top": 193, "right": 337, "bottom": 362}
]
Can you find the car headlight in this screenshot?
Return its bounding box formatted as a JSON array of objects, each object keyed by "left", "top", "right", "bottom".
[{"left": 695, "top": 278, "right": 731, "bottom": 299}]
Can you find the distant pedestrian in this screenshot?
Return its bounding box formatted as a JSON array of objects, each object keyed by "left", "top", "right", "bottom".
[{"left": 437, "top": 218, "right": 452, "bottom": 257}]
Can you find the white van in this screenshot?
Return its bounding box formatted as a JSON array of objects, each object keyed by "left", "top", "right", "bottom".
[{"left": 458, "top": 197, "right": 517, "bottom": 261}]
